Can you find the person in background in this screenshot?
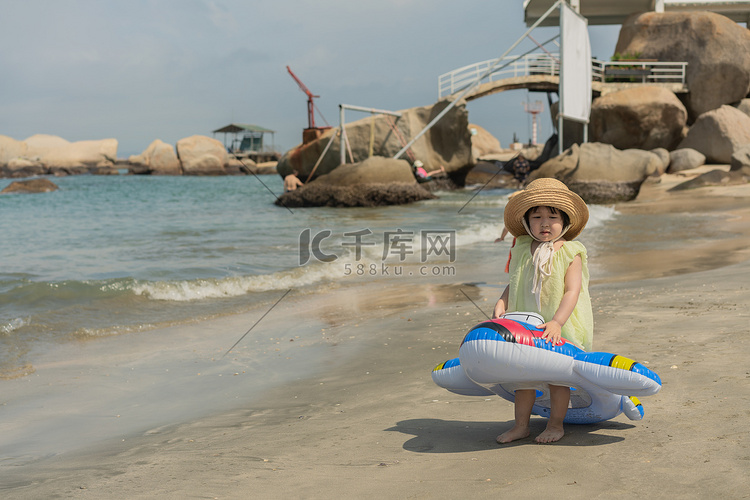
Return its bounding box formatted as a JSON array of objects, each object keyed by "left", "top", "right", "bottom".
[
  {"left": 284, "top": 171, "right": 304, "bottom": 192},
  {"left": 495, "top": 226, "right": 510, "bottom": 243},
  {"left": 413, "top": 160, "right": 445, "bottom": 183},
  {"left": 511, "top": 154, "right": 531, "bottom": 184}
]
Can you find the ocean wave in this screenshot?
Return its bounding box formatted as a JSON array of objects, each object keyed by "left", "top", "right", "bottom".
[
  {"left": 422, "top": 189, "right": 514, "bottom": 207},
  {"left": 1, "top": 317, "right": 29, "bottom": 335},
  {"left": 130, "top": 263, "right": 343, "bottom": 301},
  {"left": 0, "top": 206, "right": 618, "bottom": 308},
  {"left": 587, "top": 204, "right": 618, "bottom": 229}
]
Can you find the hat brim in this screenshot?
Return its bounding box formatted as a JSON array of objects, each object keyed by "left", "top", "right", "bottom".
[{"left": 503, "top": 179, "right": 589, "bottom": 240}]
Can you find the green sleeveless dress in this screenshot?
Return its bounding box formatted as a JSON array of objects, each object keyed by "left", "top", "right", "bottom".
[{"left": 506, "top": 235, "right": 593, "bottom": 351}]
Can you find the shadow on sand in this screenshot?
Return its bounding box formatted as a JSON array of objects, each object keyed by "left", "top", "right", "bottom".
[{"left": 385, "top": 418, "right": 635, "bottom": 451}]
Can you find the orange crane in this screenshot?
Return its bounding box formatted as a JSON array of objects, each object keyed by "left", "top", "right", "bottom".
[{"left": 286, "top": 65, "right": 331, "bottom": 144}]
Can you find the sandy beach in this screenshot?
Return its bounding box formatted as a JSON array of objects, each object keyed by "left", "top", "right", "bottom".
[{"left": 4, "top": 168, "right": 750, "bottom": 499}]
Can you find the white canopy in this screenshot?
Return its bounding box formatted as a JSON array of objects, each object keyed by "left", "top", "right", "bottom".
[{"left": 523, "top": 0, "right": 750, "bottom": 26}]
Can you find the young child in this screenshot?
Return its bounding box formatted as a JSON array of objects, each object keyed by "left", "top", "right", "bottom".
[{"left": 492, "top": 178, "right": 593, "bottom": 444}]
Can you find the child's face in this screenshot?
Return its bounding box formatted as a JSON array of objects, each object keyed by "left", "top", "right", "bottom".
[{"left": 528, "top": 206, "right": 565, "bottom": 242}]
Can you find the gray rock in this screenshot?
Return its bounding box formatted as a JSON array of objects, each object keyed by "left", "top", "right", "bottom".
[
  {"left": 530, "top": 142, "right": 660, "bottom": 203},
  {"left": 275, "top": 183, "right": 435, "bottom": 208},
  {"left": 730, "top": 144, "right": 750, "bottom": 176},
  {"left": 1, "top": 178, "right": 59, "bottom": 194},
  {"left": 129, "top": 139, "right": 181, "bottom": 175},
  {"left": 650, "top": 147, "right": 670, "bottom": 174},
  {"left": 311, "top": 157, "right": 416, "bottom": 186},
  {"left": 616, "top": 11, "right": 750, "bottom": 118},
  {"left": 735, "top": 98, "right": 750, "bottom": 119},
  {"left": 669, "top": 169, "right": 747, "bottom": 190},
  {"left": 669, "top": 148, "right": 706, "bottom": 173},
  {"left": 1, "top": 134, "right": 118, "bottom": 175},
  {"left": 176, "top": 135, "right": 229, "bottom": 175},
  {"left": 276, "top": 156, "right": 437, "bottom": 207},
  {"left": 677, "top": 105, "right": 750, "bottom": 164},
  {"left": 590, "top": 86, "right": 687, "bottom": 150},
  {"left": 35, "top": 137, "right": 117, "bottom": 169}
]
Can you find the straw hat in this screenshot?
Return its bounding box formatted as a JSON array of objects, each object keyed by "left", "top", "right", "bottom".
[{"left": 503, "top": 178, "right": 589, "bottom": 240}]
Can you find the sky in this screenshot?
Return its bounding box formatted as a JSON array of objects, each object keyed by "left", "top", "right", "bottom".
[{"left": 0, "top": 0, "right": 621, "bottom": 157}]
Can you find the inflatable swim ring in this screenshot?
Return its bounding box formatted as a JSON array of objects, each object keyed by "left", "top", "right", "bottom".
[{"left": 432, "top": 312, "right": 662, "bottom": 424}]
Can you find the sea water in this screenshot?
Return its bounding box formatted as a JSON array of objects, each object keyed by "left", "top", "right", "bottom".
[{"left": 2, "top": 173, "right": 712, "bottom": 378}]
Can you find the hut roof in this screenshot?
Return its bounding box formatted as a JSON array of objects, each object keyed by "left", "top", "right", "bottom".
[{"left": 212, "top": 123, "right": 275, "bottom": 134}]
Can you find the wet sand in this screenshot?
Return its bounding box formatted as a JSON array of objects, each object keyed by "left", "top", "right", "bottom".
[{"left": 3, "top": 168, "right": 750, "bottom": 499}]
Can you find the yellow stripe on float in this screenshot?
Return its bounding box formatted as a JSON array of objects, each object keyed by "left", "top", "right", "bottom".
[
  {"left": 610, "top": 355, "right": 636, "bottom": 371},
  {"left": 629, "top": 396, "right": 642, "bottom": 407},
  {"left": 433, "top": 362, "right": 446, "bottom": 372}
]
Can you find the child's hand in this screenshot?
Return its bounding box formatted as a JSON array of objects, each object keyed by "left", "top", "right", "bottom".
[
  {"left": 539, "top": 320, "right": 563, "bottom": 344},
  {"left": 492, "top": 303, "right": 505, "bottom": 319}
]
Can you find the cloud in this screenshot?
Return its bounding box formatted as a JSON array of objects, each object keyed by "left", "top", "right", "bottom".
[{"left": 0, "top": 0, "right": 619, "bottom": 156}]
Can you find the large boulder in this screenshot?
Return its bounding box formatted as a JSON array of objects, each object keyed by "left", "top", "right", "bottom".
[
  {"left": 275, "top": 183, "right": 435, "bottom": 208},
  {"left": 311, "top": 157, "right": 416, "bottom": 186},
  {"left": 0, "top": 135, "right": 28, "bottom": 166},
  {"left": 275, "top": 156, "right": 434, "bottom": 207},
  {"left": 530, "top": 142, "right": 660, "bottom": 203},
  {"left": 615, "top": 11, "right": 750, "bottom": 118},
  {"left": 176, "top": 135, "right": 229, "bottom": 175},
  {"left": 276, "top": 99, "right": 473, "bottom": 184},
  {"left": 24, "top": 134, "right": 71, "bottom": 158},
  {"left": 677, "top": 105, "right": 750, "bottom": 164},
  {"left": 30, "top": 136, "right": 118, "bottom": 171},
  {"left": 590, "top": 86, "right": 687, "bottom": 150},
  {"left": 1, "top": 135, "right": 118, "bottom": 176},
  {"left": 129, "top": 139, "right": 181, "bottom": 175},
  {"left": 1, "top": 178, "right": 59, "bottom": 194}
]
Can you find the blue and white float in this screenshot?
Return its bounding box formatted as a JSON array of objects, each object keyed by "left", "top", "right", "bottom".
[{"left": 432, "top": 313, "right": 662, "bottom": 424}]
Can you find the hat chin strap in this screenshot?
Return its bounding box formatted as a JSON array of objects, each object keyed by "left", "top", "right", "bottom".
[{"left": 521, "top": 219, "right": 571, "bottom": 310}]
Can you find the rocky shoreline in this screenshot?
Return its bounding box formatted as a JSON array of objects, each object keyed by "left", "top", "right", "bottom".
[
  {"left": 0, "top": 133, "right": 279, "bottom": 179},
  {"left": 4, "top": 11, "right": 750, "bottom": 203},
  {"left": 272, "top": 11, "right": 750, "bottom": 205}
]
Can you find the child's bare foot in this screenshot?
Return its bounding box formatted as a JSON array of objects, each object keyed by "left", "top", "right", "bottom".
[
  {"left": 496, "top": 425, "right": 530, "bottom": 444},
  {"left": 535, "top": 424, "right": 564, "bottom": 444}
]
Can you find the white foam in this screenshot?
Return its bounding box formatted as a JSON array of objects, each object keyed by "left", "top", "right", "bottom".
[
  {"left": 130, "top": 262, "right": 343, "bottom": 301},
  {"left": 1, "top": 317, "right": 29, "bottom": 334},
  {"left": 587, "top": 204, "right": 618, "bottom": 229}
]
